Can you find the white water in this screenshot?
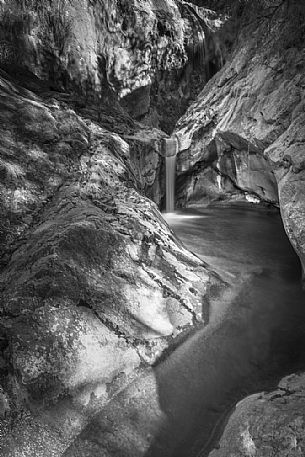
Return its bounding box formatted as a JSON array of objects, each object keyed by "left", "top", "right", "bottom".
[
  {"left": 216, "top": 158, "right": 222, "bottom": 190},
  {"left": 166, "top": 155, "right": 176, "bottom": 212}
]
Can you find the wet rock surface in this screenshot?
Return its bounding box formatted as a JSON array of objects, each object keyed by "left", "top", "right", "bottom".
[{"left": 0, "top": 71, "right": 216, "bottom": 456}]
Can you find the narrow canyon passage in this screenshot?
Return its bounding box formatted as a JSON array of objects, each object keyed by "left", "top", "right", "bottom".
[
  {"left": 65, "top": 205, "right": 305, "bottom": 457},
  {"left": 1, "top": 1, "right": 305, "bottom": 455}
]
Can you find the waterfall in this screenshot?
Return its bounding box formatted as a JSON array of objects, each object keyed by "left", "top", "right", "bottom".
[
  {"left": 216, "top": 158, "right": 222, "bottom": 190},
  {"left": 163, "top": 137, "right": 178, "bottom": 212},
  {"left": 166, "top": 154, "right": 176, "bottom": 212}
]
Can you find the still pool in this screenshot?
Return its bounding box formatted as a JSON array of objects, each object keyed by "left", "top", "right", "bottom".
[{"left": 147, "top": 206, "right": 305, "bottom": 456}]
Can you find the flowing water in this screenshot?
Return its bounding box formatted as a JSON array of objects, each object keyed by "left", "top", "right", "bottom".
[
  {"left": 145, "top": 206, "right": 305, "bottom": 457},
  {"left": 165, "top": 155, "right": 176, "bottom": 212}
]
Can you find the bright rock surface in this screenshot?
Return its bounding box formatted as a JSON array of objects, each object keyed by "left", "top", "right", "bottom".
[
  {"left": 0, "top": 0, "right": 226, "bottom": 133},
  {"left": 0, "top": 71, "right": 215, "bottom": 456}
]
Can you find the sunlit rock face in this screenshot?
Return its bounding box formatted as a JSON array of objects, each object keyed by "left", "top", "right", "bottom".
[
  {"left": 174, "top": 0, "right": 305, "bottom": 268},
  {"left": 0, "top": 71, "right": 216, "bottom": 455},
  {"left": 0, "top": 0, "right": 228, "bottom": 134},
  {"left": 132, "top": 2, "right": 228, "bottom": 133},
  {"left": 0, "top": 0, "right": 184, "bottom": 95}
]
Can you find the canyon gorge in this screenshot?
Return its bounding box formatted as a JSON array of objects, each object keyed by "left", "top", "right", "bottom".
[{"left": 0, "top": 0, "right": 305, "bottom": 456}]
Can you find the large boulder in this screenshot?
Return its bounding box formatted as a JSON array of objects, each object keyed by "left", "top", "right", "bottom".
[
  {"left": 209, "top": 373, "right": 305, "bottom": 457},
  {"left": 0, "top": 71, "right": 216, "bottom": 456}
]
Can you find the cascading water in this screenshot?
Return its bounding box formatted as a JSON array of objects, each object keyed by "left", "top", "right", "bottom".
[
  {"left": 166, "top": 154, "right": 176, "bottom": 212},
  {"left": 216, "top": 157, "right": 222, "bottom": 190},
  {"left": 164, "top": 137, "right": 178, "bottom": 212}
]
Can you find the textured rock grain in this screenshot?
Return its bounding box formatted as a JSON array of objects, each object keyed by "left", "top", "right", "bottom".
[
  {"left": 0, "top": 0, "right": 227, "bottom": 133},
  {"left": 209, "top": 373, "right": 305, "bottom": 457},
  {"left": 0, "top": 71, "right": 215, "bottom": 456}
]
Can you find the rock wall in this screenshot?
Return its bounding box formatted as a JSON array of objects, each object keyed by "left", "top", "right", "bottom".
[
  {"left": 174, "top": 0, "right": 305, "bottom": 269},
  {"left": 209, "top": 373, "right": 305, "bottom": 457},
  {"left": 0, "top": 70, "right": 218, "bottom": 455},
  {"left": 0, "top": 0, "right": 231, "bottom": 209},
  {"left": 0, "top": 0, "right": 228, "bottom": 134},
  {"left": 0, "top": 0, "right": 185, "bottom": 95},
  {"left": 170, "top": 2, "right": 305, "bottom": 455}
]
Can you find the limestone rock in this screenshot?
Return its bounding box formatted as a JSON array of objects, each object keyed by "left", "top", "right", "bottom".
[
  {"left": 0, "top": 0, "right": 227, "bottom": 133},
  {"left": 209, "top": 373, "right": 305, "bottom": 457},
  {"left": 0, "top": 70, "right": 215, "bottom": 455},
  {"left": 174, "top": 1, "right": 305, "bottom": 269}
]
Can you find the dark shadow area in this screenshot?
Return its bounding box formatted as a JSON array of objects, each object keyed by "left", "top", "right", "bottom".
[{"left": 144, "top": 207, "right": 305, "bottom": 457}]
